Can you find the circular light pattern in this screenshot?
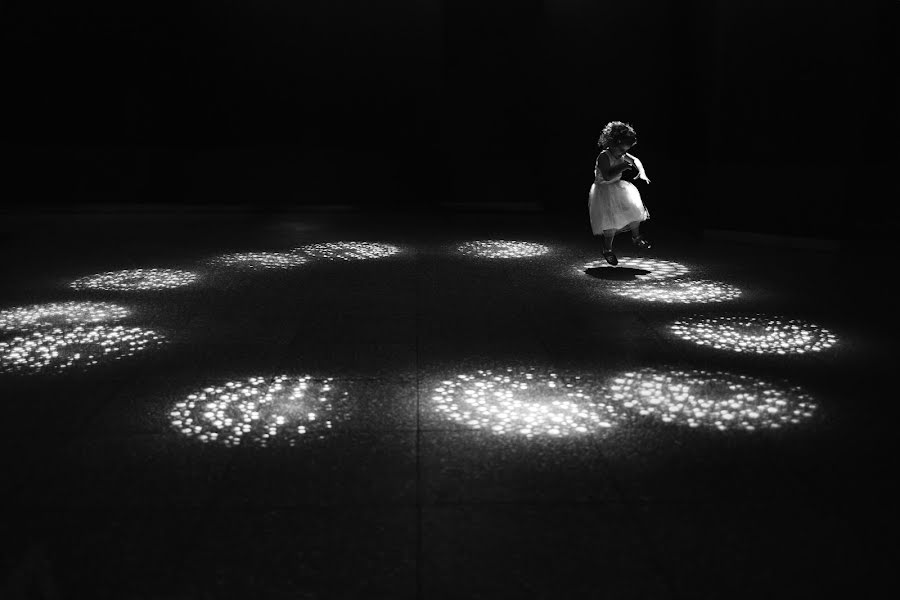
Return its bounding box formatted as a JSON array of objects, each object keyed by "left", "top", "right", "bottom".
[
  {"left": 581, "top": 257, "right": 690, "bottom": 281},
  {"left": 207, "top": 252, "right": 309, "bottom": 270},
  {"left": 606, "top": 368, "right": 817, "bottom": 431},
  {"left": 0, "top": 301, "right": 131, "bottom": 331},
  {"left": 0, "top": 325, "right": 165, "bottom": 375},
  {"left": 431, "top": 367, "right": 623, "bottom": 436},
  {"left": 170, "top": 375, "right": 348, "bottom": 447},
  {"left": 457, "top": 240, "right": 550, "bottom": 259},
  {"left": 669, "top": 315, "right": 837, "bottom": 355},
  {"left": 71, "top": 268, "right": 199, "bottom": 291},
  {"left": 293, "top": 242, "right": 400, "bottom": 261},
  {"left": 612, "top": 278, "right": 741, "bottom": 303}
]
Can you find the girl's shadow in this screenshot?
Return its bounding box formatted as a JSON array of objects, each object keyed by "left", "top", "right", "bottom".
[{"left": 584, "top": 266, "right": 651, "bottom": 281}]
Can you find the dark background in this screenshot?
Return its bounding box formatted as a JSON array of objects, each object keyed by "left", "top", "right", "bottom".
[{"left": 2, "top": 0, "right": 897, "bottom": 236}]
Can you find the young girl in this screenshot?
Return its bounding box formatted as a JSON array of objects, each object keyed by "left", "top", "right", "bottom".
[{"left": 588, "top": 121, "right": 652, "bottom": 265}]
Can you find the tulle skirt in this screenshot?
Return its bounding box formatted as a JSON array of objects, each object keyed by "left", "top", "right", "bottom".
[{"left": 588, "top": 180, "right": 649, "bottom": 234}]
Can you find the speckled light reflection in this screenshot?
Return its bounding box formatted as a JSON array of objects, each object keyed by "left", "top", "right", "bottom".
[
  {"left": 457, "top": 240, "right": 550, "bottom": 259},
  {"left": 581, "top": 257, "right": 690, "bottom": 281},
  {"left": 613, "top": 278, "right": 741, "bottom": 303},
  {"left": 208, "top": 252, "right": 308, "bottom": 270},
  {"left": 71, "top": 268, "right": 198, "bottom": 291},
  {"left": 170, "top": 375, "right": 348, "bottom": 446},
  {"left": 607, "top": 368, "right": 817, "bottom": 430},
  {"left": 0, "top": 325, "right": 165, "bottom": 374},
  {"left": 0, "top": 301, "right": 131, "bottom": 331},
  {"left": 293, "top": 242, "right": 400, "bottom": 261},
  {"left": 432, "top": 368, "right": 623, "bottom": 436},
  {"left": 669, "top": 315, "right": 837, "bottom": 354}
]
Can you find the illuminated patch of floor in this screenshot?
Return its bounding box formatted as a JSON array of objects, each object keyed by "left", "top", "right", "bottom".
[
  {"left": 431, "top": 367, "right": 623, "bottom": 436},
  {"left": 612, "top": 278, "right": 742, "bottom": 303},
  {"left": 170, "top": 375, "right": 348, "bottom": 446},
  {"left": 0, "top": 301, "right": 131, "bottom": 331},
  {"left": 606, "top": 367, "right": 817, "bottom": 431},
  {"left": 456, "top": 240, "right": 550, "bottom": 259},
  {"left": 581, "top": 257, "right": 690, "bottom": 281},
  {"left": 0, "top": 325, "right": 165, "bottom": 375},
  {"left": 293, "top": 242, "right": 400, "bottom": 261},
  {"left": 669, "top": 315, "right": 837, "bottom": 354},
  {"left": 70, "top": 268, "right": 199, "bottom": 291},
  {"left": 207, "top": 252, "right": 308, "bottom": 270}
]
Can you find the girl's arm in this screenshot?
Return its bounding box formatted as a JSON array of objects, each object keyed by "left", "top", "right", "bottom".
[
  {"left": 596, "top": 153, "right": 633, "bottom": 181},
  {"left": 623, "top": 153, "right": 651, "bottom": 183}
]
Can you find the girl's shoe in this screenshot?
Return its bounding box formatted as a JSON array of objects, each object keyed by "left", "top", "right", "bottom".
[
  {"left": 632, "top": 235, "right": 652, "bottom": 250},
  {"left": 602, "top": 250, "right": 618, "bottom": 266}
]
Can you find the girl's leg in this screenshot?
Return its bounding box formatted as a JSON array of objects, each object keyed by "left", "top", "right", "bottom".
[
  {"left": 629, "top": 221, "right": 652, "bottom": 249},
  {"left": 602, "top": 230, "right": 616, "bottom": 251},
  {"left": 601, "top": 229, "right": 619, "bottom": 265},
  {"left": 627, "top": 221, "right": 641, "bottom": 238}
]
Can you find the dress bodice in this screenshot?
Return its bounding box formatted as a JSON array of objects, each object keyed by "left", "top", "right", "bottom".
[{"left": 594, "top": 149, "right": 623, "bottom": 183}]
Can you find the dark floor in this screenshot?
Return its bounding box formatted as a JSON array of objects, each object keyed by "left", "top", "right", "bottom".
[{"left": 0, "top": 209, "right": 894, "bottom": 599}]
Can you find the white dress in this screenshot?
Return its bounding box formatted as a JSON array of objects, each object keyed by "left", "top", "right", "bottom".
[{"left": 588, "top": 149, "right": 649, "bottom": 234}]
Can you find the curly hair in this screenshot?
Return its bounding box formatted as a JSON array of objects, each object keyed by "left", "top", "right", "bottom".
[{"left": 597, "top": 121, "right": 637, "bottom": 149}]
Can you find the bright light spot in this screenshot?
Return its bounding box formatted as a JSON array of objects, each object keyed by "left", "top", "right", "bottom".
[
  {"left": 431, "top": 367, "right": 623, "bottom": 436},
  {"left": 0, "top": 325, "right": 165, "bottom": 375},
  {"left": 669, "top": 315, "right": 837, "bottom": 354},
  {"left": 207, "top": 252, "right": 308, "bottom": 270},
  {"left": 607, "top": 367, "right": 817, "bottom": 430},
  {"left": 0, "top": 301, "right": 131, "bottom": 331},
  {"left": 613, "top": 278, "right": 741, "bottom": 303},
  {"left": 293, "top": 242, "right": 400, "bottom": 261},
  {"left": 71, "top": 268, "right": 198, "bottom": 291},
  {"left": 581, "top": 257, "right": 690, "bottom": 281},
  {"left": 457, "top": 240, "right": 550, "bottom": 259},
  {"left": 170, "top": 375, "right": 347, "bottom": 447}
]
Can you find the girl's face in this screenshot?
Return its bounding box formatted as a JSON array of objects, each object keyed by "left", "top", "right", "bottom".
[{"left": 612, "top": 142, "right": 634, "bottom": 158}]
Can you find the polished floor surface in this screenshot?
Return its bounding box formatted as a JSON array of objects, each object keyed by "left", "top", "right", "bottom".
[{"left": 0, "top": 209, "right": 893, "bottom": 599}]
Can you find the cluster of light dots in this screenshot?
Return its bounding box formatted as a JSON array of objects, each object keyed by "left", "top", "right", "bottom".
[
  {"left": 456, "top": 240, "right": 550, "bottom": 259},
  {"left": 0, "top": 325, "right": 165, "bottom": 374},
  {"left": 432, "top": 368, "right": 623, "bottom": 436},
  {"left": 207, "top": 252, "right": 309, "bottom": 270},
  {"left": 0, "top": 301, "right": 131, "bottom": 331},
  {"left": 581, "top": 257, "right": 690, "bottom": 281},
  {"left": 293, "top": 242, "right": 400, "bottom": 261},
  {"left": 669, "top": 315, "right": 838, "bottom": 354},
  {"left": 612, "top": 278, "right": 742, "bottom": 303},
  {"left": 170, "top": 375, "right": 347, "bottom": 446},
  {"left": 70, "top": 268, "right": 199, "bottom": 291},
  {"left": 606, "top": 368, "right": 817, "bottom": 431}
]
